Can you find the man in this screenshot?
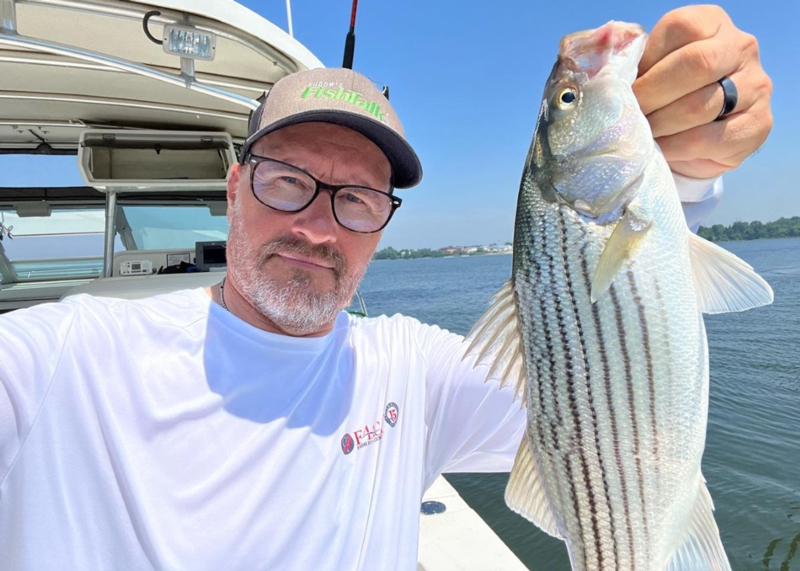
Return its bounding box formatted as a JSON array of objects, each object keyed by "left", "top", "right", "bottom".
[{"left": 0, "top": 6, "right": 772, "bottom": 570}]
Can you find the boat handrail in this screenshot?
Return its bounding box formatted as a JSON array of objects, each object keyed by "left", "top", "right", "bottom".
[{"left": 0, "top": 33, "right": 260, "bottom": 112}]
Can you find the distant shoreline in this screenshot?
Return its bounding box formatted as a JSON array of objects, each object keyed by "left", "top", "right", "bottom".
[
  {"left": 373, "top": 251, "right": 512, "bottom": 261},
  {"left": 374, "top": 230, "right": 800, "bottom": 262}
]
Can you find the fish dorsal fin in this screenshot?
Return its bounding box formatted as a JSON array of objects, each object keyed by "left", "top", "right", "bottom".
[
  {"left": 505, "top": 438, "right": 562, "bottom": 539},
  {"left": 664, "top": 480, "right": 732, "bottom": 571},
  {"left": 464, "top": 279, "right": 527, "bottom": 401},
  {"left": 688, "top": 233, "right": 774, "bottom": 314},
  {"left": 591, "top": 209, "right": 652, "bottom": 302}
]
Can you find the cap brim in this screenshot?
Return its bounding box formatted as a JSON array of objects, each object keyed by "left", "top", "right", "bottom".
[{"left": 240, "top": 110, "right": 422, "bottom": 189}]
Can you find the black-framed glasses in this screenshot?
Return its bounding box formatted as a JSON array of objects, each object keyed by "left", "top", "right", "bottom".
[{"left": 245, "top": 154, "right": 402, "bottom": 233}]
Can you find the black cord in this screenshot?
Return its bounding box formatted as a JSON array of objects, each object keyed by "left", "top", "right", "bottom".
[{"left": 143, "top": 11, "right": 163, "bottom": 46}]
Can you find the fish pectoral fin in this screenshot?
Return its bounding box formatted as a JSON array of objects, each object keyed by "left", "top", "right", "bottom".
[
  {"left": 505, "top": 438, "right": 563, "bottom": 539},
  {"left": 688, "top": 232, "right": 774, "bottom": 314},
  {"left": 591, "top": 209, "right": 652, "bottom": 302},
  {"left": 664, "top": 480, "right": 732, "bottom": 571},
  {"left": 464, "top": 279, "right": 528, "bottom": 402}
]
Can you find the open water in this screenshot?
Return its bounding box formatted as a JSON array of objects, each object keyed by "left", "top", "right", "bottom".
[{"left": 359, "top": 237, "right": 800, "bottom": 571}]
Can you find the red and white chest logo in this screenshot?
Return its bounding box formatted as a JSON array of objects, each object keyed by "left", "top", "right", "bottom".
[
  {"left": 340, "top": 402, "right": 400, "bottom": 455},
  {"left": 384, "top": 402, "right": 399, "bottom": 427}
]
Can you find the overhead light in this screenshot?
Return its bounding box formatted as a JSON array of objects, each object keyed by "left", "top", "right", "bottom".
[{"left": 163, "top": 24, "right": 216, "bottom": 61}]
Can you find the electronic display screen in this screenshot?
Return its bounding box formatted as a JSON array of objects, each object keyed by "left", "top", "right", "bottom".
[
  {"left": 195, "top": 241, "right": 227, "bottom": 270},
  {"left": 203, "top": 244, "right": 226, "bottom": 265}
]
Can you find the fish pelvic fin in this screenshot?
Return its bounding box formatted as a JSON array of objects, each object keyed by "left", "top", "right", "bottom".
[
  {"left": 464, "top": 279, "right": 527, "bottom": 402},
  {"left": 591, "top": 209, "right": 652, "bottom": 302},
  {"left": 505, "top": 438, "right": 563, "bottom": 539},
  {"left": 664, "top": 480, "right": 732, "bottom": 571},
  {"left": 688, "top": 232, "right": 774, "bottom": 313}
]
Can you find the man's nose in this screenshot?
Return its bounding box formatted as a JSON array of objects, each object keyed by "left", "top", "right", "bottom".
[{"left": 290, "top": 190, "right": 338, "bottom": 244}]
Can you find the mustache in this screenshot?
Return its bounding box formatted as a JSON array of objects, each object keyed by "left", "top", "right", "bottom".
[{"left": 257, "top": 236, "right": 345, "bottom": 278}]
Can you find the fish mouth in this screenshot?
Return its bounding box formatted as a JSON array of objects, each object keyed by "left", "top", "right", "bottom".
[{"left": 558, "top": 21, "right": 646, "bottom": 79}]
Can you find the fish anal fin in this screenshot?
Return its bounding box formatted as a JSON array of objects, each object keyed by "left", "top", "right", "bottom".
[
  {"left": 591, "top": 210, "right": 652, "bottom": 302},
  {"left": 664, "top": 480, "right": 731, "bottom": 571},
  {"left": 688, "top": 233, "right": 774, "bottom": 314},
  {"left": 465, "top": 279, "right": 528, "bottom": 402},
  {"left": 505, "top": 438, "right": 562, "bottom": 539}
]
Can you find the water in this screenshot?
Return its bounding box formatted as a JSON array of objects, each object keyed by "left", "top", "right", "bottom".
[{"left": 359, "top": 238, "right": 800, "bottom": 571}]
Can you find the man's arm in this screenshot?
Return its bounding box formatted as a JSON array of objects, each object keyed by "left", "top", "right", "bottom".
[
  {"left": 415, "top": 322, "right": 526, "bottom": 491},
  {"left": 0, "top": 303, "right": 75, "bottom": 483}
]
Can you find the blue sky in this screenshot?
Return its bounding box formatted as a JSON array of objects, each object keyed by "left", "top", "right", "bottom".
[
  {"left": 240, "top": 0, "right": 800, "bottom": 249},
  {"left": 3, "top": 1, "right": 797, "bottom": 250}
]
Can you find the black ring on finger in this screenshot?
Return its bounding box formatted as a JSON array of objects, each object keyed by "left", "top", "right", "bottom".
[{"left": 715, "top": 76, "right": 738, "bottom": 121}]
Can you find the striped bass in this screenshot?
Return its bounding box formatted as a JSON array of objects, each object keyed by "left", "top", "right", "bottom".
[{"left": 466, "top": 21, "right": 773, "bottom": 571}]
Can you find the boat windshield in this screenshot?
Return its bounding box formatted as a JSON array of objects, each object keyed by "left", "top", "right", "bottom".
[
  {"left": 0, "top": 207, "right": 108, "bottom": 281},
  {"left": 121, "top": 205, "right": 229, "bottom": 251}
]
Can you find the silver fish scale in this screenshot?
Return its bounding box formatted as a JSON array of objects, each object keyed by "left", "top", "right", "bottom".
[{"left": 512, "top": 164, "right": 708, "bottom": 571}]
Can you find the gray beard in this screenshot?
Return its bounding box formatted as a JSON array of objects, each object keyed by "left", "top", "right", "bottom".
[{"left": 226, "top": 206, "right": 367, "bottom": 335}]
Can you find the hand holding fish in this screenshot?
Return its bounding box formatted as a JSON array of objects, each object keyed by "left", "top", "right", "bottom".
[{"left": 633, "top": 5, "right": 773, "bottom": 179}]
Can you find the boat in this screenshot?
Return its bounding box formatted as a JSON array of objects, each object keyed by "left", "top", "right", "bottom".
[
  {"left": 0, "top": 1, "right": 525, "bottom": 567},
  {"left": 0, "top": 0, "right": 324, "bottom": 313}
]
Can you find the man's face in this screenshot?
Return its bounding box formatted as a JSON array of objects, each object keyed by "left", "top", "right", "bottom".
[{"left": 226, "top": 122, "right": 391, "bottom": 335}]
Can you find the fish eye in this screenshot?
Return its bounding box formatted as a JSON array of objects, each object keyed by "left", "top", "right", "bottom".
[{"left": 556, "top": 87, "right": 578, "bottom": 109}]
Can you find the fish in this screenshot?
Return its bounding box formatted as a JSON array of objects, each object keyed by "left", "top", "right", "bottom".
[{"left": 465, "top": 21, "right": 773, "bottom": 571}]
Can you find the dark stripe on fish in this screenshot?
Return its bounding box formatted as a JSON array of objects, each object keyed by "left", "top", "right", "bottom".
[
  {"left": 609, "top": 284, "right": 650, "bottom": 555},
  {"left": 628, "top": 269, "right": 660, "bottom": 482},
  {"left": 560, "top": 212, "right": 616, "bottom": 570},
  {"left": 582, "top": 249, "right": 632, "bottom": 570},
  {"left": 538, "top": 249, "right": 587, "bottom": 569}
]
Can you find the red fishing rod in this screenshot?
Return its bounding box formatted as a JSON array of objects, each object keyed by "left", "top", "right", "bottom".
[{"left": 342, "top": 0, "right": 358, "bottom": 69}]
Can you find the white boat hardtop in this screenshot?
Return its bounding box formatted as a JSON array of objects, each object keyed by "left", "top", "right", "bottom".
[{"left": 0, "top": 0, "right": 323, "bottom": 149}]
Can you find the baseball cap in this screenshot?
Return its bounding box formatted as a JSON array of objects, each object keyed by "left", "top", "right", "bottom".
[{"left": 240, "top": 68, "right": 422, "bottom": 189}]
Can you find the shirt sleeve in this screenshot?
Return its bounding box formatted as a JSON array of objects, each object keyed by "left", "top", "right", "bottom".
[
  {"left": 0, "top": 302, "right": 75, "bottom": 483},
  {"left": 674, "top": 173, "right": 723, "bottom": 232},
  {"left": 414, "top": 322, "right": 526, "bottom": 489}
]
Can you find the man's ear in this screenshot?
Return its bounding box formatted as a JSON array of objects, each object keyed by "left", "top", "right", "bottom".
[{"left": 227, "top": 162, "right": 243, "bottom": 216}]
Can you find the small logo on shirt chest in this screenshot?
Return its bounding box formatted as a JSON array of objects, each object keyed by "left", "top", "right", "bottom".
[{"left": 340, "top": 402, "right": 400, "bottom": 455}]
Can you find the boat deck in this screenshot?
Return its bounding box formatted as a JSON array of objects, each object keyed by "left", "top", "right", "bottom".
[{"left": 419, "top": 477, "right": 527, "bottom": 570}]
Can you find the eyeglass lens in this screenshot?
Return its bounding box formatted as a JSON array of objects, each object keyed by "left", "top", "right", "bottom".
[{"left": 252, "top": 160, "right": 394, "bottom": 232}]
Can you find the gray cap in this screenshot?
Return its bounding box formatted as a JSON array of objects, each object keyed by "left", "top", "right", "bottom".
[{"left": 240, "top": 68, "right": 422, "bottom": 188}]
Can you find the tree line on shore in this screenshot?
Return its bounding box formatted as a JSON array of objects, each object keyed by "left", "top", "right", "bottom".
[
  {"left": 373, "top": 245, "right": 508, "bottom": 260},
  {"left": 374, "top": 218, "right": 800, "bottom": 260},
  {"left": 373, "top": 247, "right": 447, "bottom": 260},
  {"left": 697, "top": 216, "right": 800, "bottom": 242}
]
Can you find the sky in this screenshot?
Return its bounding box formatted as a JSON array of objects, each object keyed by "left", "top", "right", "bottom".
[
  {"left": 3, "top": 0, "right": 798, "bottom": 250},
  {"left": 239, "top": 0, "right": 800, "bottom": 249}
]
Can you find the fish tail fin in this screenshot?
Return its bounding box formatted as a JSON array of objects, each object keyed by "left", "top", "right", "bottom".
[
  {"left": 505, "top": 438, "right": 563, "bottom": 539},
  {"left": 688, "top": 232, "right": 774, "bottom": 314},
  {"left": 664, "top": 480, "right": 732, "bottom": 571}
]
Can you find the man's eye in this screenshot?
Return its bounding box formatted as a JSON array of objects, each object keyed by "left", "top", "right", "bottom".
[
  {"left": 344, "top": 193, "right": 365, "bottom": 204},
  {"left": 280, "top": 176, "right": 302, "bottom": 186}
]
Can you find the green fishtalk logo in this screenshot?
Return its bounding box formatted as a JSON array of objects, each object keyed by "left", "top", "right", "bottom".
[{"left": 301, "top": 86, "right": 386, "bottom": 122}]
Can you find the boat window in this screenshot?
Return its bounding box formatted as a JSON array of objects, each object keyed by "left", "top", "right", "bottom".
[
  {"left": 120, "top": 205, "right": 229, "bottom": 251},
  {"left": 0, "top": 207, "right": 118, "bottom": 281},
  {"left": 0, "top": 155, "right": 84, "bottom": 187}
]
